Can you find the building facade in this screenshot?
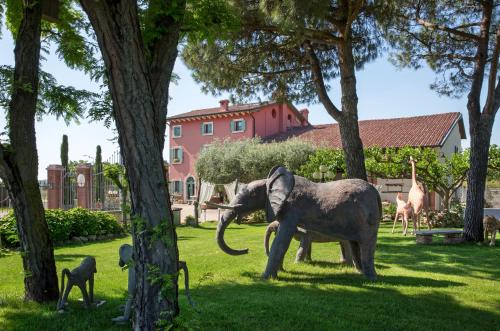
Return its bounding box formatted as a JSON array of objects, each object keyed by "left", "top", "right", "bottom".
[
  {"left": 167, "top": 100, "right": 466, "bottom": 209},
  {"left": 166, "top": 100, "right": 310, "bottom": 201}
]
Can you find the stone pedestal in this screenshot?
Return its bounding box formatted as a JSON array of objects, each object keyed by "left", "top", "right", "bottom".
[
  {"left": 47, "top": 165, "right": 64, "bottom": 209},
  {"left": 76, "top": 163, "right": 92, "bottom": 209}
]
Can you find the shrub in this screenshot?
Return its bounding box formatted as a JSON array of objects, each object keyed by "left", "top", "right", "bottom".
[
  {"left": 382, "top": 202, "right": 397, "bottom": 220},
  {"left": 0, "top": 208, "right": 124, "bottom": 248},
  {"left": 430, "top": 203, "right": 464, "bottom": 228},
  {"left": 184, "top": 215, "right": 197, "bottom": 226},
  {"left": 243, "top": 210, "right": 266, "bottom": 224}
]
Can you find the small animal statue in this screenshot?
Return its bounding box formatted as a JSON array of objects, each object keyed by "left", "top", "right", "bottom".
[
  {"left": 112, "top": 245, "right": 196, "bottom": 324},
  {"left": 57, "top": 256, "right": 97, "bottom": 311},
  {"left": 264, "top": 221, "right": 353, "bottom": 264},
  {"left": 483, "top": 215, "right": 499, "bottom": 246},
  {"left": 407, "top": 157, "right": 431, "bottom": 230},
  {"left": 392, "top": 192, "right": 416, "bottom": 235},
  {"left": 112, "top": 244, "right": 135, "bottom": 324}
]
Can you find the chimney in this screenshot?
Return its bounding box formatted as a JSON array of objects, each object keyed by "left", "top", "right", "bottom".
[
  {"left": 299, "top": 108, "right": 309, "bottom": 126},
  {"left": 219, "top": 99, "right": 229, "bottom": 111}
]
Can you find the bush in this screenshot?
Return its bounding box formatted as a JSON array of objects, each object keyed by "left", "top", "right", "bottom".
[
  {"left": 184, "top": 215, "right": 197, "bottom": 226},
  {"left": 430, "top": 203, "right": 464, "bottom": 228},
  {"left": 243, "top": 210, "right": 266, "bottom": 224},
  {"left": 382, "top": 202, "right": 397, "bottom": 220},
  {"left": 0, "top": 208, "right": 124, "bottom": 248}
]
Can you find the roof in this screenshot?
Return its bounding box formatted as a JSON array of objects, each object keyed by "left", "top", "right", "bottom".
[
  {"left": 167, "top": 102, "right": 264, "bottom": 120},
  {"left": 166, "top": 100, "right": 308, "bottom": 124},
  {"left": 264, "top": 112, "right": 466, "bottom": 148}
]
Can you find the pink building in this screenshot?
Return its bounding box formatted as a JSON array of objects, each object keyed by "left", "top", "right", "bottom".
[{"left": 166, "top": 100, "right": 310, "bottom": 201}]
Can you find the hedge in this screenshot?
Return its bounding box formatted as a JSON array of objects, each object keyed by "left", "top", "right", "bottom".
[{"left": 0, "top": 208, "right": 124, "bottom": 248}]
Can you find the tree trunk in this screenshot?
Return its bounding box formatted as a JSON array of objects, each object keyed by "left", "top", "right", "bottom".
[
  {"left": 79, "top": 0, "right": 182, "bottom": 328},
  {"left": 463, "top": 114, "right": 494, "bottom": 242},
  {"left": 0, "top": 0, "right": 59, "bottom": 302},
  {"left": 338, "top": 39, "right": 367, "bottom": 181}
]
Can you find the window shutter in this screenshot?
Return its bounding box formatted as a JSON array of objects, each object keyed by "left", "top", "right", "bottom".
[
  {"left": 179, "top": 148, "right": 183, "bottom": 163},
  {"left": 200, "top": 123, "right": 204, "bottom": 134},
  {"left": 170, "top": 149, "right": 173, "bottom": 162},
  {"left": 179, "top": 180, "right": 183, "bottom": 193},
  {"left": 230, "top": 120, "right": 234, "bottom": 132},
  {"left": 242, "top": 120, "right": 246, "bottom": 132}
]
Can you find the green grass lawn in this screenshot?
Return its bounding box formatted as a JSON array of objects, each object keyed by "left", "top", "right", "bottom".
[{"left": 1, "top": 222, "right": 499, "bottom": 330}]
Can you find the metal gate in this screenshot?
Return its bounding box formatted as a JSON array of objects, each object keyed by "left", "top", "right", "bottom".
[
  {"left": 91, "top": 168, "right": 122, "bottom": 211},
  {"left": 61, "top": 171, "right": 77, "bottom": 210}
]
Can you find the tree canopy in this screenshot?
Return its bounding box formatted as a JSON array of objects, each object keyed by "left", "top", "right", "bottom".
[{"left": 195, "top": 138, "right": 315, "bottom": 183}]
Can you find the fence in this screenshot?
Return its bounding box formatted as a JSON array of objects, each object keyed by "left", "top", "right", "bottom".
[{"left": 91, "top": 167, "right": 122, "bottom": 211}]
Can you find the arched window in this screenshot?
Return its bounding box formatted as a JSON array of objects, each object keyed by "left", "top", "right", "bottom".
[
  {"left": 272, "top": 108, "right": 277, "bottom": 118},
  {"left": 186, "top": 177, "right": 195, "bottom": 199}
]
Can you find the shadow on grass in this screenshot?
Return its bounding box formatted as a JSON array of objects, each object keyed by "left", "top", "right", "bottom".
[
  {"left": 1, "top": 293, "right": 129, "bottom": 331},
  {"left": 240, "top": 270, "right": 465, "bottom": 288},
  {"left": 175, "top": 281, "right": 498, "bottom": 331},
  {"left": 376, "top": 233, "right": 500, "bottom": 279}
]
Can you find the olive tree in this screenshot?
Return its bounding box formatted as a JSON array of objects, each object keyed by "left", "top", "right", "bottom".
[{"left": 196, "top": 138, "right": 315, "bottom": 183}]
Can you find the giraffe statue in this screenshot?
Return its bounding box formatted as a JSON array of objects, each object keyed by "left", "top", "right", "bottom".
[{"left": 407, "top": 157, "right": 431, "bottom": 231}]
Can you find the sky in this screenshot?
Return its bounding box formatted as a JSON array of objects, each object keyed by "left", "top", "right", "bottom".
[{"left": 0, "top": 24, "right": 499, "bottom": 180}]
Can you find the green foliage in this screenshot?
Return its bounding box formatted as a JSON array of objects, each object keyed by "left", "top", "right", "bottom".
[
  {"left": 297, "top": 149, "right": 345, "bottom": 181},
  {"left": 196, "top": 138, "right": 315, "bottom": 183},
  {"left": 60, "top": 134, "right": 68, "bottom": 169},
  {"left": 430, "top": 202, "right": 465, "bottom": 228},
  {"left": 243, "top": 210, "right": 266, "bottom": 224},
  {"left": 382, "top": 202, "right": 397, "bottom": 220},
  {"left": 488, "top": 145, "right": 500, "bottom": 180},
  {"left": 184, "top": 215, "right": 197, "bottom": 226},
  {"left": 0, "top": 65, "right": 101, "bottom": 125},
  {"left": 365, "top": 146, "right": 470, "bottom": 209},
  {"left": 0, "top": 208, "right": 123, "bottom": 247},
  {"left": 95, "top": 145, "right": 104, "bottom": 203},
  {"left": 182, "top": 0, "right": 381, "bottom": 104},
  {"left": 380, "top": 0, "right": 492, "bottom": 98}
]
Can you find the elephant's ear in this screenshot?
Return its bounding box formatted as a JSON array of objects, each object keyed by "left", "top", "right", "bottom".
[{"left": 265, "top": 166, "right": 295, "bottom": 222}]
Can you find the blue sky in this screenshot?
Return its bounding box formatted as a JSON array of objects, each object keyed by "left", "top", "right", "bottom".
[{"left": 0, "top": 24, "right": 499, "bottom": 179}]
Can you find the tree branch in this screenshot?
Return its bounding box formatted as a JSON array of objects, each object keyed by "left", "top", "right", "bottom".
[
  {"left": 415, "top": 18, "right": 481, "bottom": 41},
  {"left": 304, "top": 42, "right": 341, "bottom": 119},
  {"left": 485, "top": 25, "right": 500, "bottom": 115}
]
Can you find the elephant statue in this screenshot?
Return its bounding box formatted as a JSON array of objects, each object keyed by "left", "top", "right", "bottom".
[
  {"left": 264, "top": 221, "right": 353, "bottom": 264},
  {"left": 213, "top": 166, "right": 381, "bottom": 280}
]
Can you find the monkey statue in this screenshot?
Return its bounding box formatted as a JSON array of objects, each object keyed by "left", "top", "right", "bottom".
[
  {"left": 57, "top": 256, "right": 97, "bottom": 311},
  {"left": 112, "top": 244, "right": 197, "bottom": 324},
  {"left": 112, "top": 244, "right": 135, "bottom": 324}
]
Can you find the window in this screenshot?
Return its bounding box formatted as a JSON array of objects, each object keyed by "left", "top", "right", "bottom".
[
  {"left": 172, "top": 125, "right": 182, "bottom": 138},
  {"left": 231, "top": 119, "right": 246, "bottom": 133},
  {"left": 171, "top": 147, "right": 183, "bottom": 164},
  {"left": 201, "top": 122, "right": 213, "bottom": 135},
  {"left": 454, "top": 146, "right": 459, "bottom": 154},
  {"left": 271, "top": 108, "right": 277, "bottom": 118},
  {"left": 172, "top": 180, "right": 183, "bottom": 194}
]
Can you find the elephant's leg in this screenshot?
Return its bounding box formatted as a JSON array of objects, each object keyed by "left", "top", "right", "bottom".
[
  {"left": 295, "top": 235, "right": 312, "bottom": 263},
  {"left": 339, "top": 240, "right": 353, "bottom": 265},
  {"left": 306, "top": 241, "right": 312, "bottom": 262},
  {"left": 359, "top": 241, "right": 377, "bottom": 280},
  {"left": 349, "top": 241, "right": 362, "bottom": 273},
  {"left": 263, "top": 221, "right": 296, "bottom": 279}
]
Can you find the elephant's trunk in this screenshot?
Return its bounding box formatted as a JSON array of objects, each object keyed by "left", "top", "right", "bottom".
[
  {"left": 264, "top": 221, "right": 279, "bottom": 256},
  {"left": 216, "top": 214, "right": 249, "bottom": 255}
]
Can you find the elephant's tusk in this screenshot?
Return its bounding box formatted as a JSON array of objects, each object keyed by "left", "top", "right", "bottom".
[{"left": 205, "top": 201, "right": 234, "bottom": 210}]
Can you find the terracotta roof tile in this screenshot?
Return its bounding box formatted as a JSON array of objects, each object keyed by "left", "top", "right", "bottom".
[
  {"left": 167, "top": 102, "right": 266, "bottom": 120},
  {"left": 264, "top": 112, "right": 465, "bottom": 148}
]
